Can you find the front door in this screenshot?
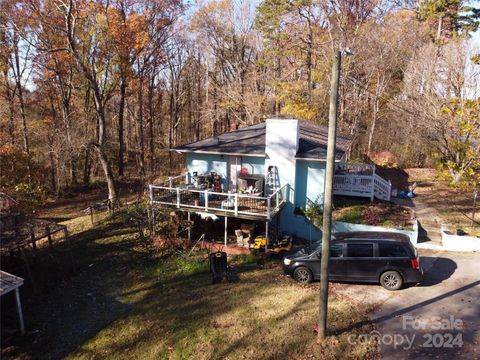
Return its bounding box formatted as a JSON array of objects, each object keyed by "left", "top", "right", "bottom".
[{"left": 229, "top": 156, "right": 241, "bottom": 191}]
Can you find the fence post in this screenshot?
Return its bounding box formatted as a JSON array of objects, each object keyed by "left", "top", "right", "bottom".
[
  {"left": 176, "top": 188, "right": 180, "bottom": 208},
  {"left": 30, "top": 227, "right": 36, "bottom": 250},
  {"left": 234, "top": 193, "right": 238, "bottom": 216},
  {"left": 46, "top": 225, "right": 52, "bottom": 247},
  {"left": 149, "top": 185, "right": 154, "bottom": 203},
  {"left": 169, "top": 177, "right": 173, "bottom": 189},
  {"left": 204, "top": 190, "right": 209, "bottom": 211}
]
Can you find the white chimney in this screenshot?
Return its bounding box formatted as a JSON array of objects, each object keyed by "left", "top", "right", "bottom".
[{"left": 265, "top": 118, "right": 299, "bottom": 200}]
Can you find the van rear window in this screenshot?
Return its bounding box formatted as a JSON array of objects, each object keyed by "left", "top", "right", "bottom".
[
  {"left": 379, "top": 243, "right": 408, "bottom": 257},
  {"left": 347, "top": 243, "right": 373, "bottom": 257}
]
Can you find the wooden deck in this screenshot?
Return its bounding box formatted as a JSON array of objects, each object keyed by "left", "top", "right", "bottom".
[{"left": 149, "top": 183, "right": 288, "bottom": 220}]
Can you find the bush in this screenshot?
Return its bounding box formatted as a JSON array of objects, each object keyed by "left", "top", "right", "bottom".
[
  {"left": 304, "top": 198, "right": 324, "bottom": 227},
  {"left": 14, "top": 183, "right": 47, "bottom": 214}
]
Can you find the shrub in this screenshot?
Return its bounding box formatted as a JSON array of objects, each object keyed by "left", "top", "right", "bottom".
[
  {"left": 304, "top": 198, "right": 324, "bottom": 227},
  {"left": 14, "top": 183, "right": 47, "bottom": 214}
]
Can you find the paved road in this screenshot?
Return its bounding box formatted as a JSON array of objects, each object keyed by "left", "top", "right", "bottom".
[{"left": 371, "top": 250, "right": 479, "bottom": 359}]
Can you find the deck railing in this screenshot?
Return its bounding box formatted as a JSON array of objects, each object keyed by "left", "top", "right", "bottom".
[
  {"left": 335, "top": 163, "right": 375, "bottom": 176},
  {"left": 333, "top": 171, "right": 391, "bottom": 201},
  {"left": 149, "top": 181, "right": 288, "bottom": 220}
]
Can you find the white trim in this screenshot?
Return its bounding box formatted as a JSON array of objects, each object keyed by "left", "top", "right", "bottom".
[{"left": 172, "top": 149, "right": 265, "bottom": 157}]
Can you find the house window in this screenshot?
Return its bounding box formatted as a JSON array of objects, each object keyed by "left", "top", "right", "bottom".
[{"left": 346, "top": 243, "right": 373, "bottom": 257}]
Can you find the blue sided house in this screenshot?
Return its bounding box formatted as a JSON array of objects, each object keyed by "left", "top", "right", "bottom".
[{"left": 149, "top": 117, "right": 391, "bottom": 243}]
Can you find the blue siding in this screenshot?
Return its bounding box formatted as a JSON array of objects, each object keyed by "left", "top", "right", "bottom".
[
  {"left": 184, "top": 153, "right": 326, "bottom": 242},
  {"left": 186, "top": 153, "right": 228, "bottom": 188},
  {"left": 241, "top": 156, "right": 265, "bottom": 175},
  {"left": 294, "top": 160, "right": 326, "bottom": 209}
]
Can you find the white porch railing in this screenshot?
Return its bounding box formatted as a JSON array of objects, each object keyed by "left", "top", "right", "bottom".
[
  {"left": 373, "top": 173, "right": 391, "bottom": 201},
  {"left": 149, "top": 182, "right": 288, "bottom": 220},
  {"left": 333, "top": 164, "right": 391, "bottom": 201}
]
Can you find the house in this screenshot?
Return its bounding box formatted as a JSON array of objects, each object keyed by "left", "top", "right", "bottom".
[{"left": 149, "top": 117, "right": 391, "bottom": 243}]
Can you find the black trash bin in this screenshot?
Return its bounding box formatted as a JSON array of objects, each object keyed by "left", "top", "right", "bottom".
[{"left": 209, "top": 251, "right": 232, "bottom": 283}]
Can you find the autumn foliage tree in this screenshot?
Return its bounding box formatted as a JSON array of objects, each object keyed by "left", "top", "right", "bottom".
[{"left": 0, "top": 0, "right": 478, "bottom": 200}]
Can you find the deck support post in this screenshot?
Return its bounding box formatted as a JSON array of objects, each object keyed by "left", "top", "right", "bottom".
[
  {"left": 149, "top": 185, "right": 154, "bottom": 203},
  {"left": 14, "top": 288, "right": 25, "bottom": 335},
  {"left": 265, "top": 221, "right": 269, "bottom": 252},
  {"left": 204, "top": 190, "right": 209, "bottom": 211},
  {"left": 224, "top": 216, "right": 228, "bottom": 247}
]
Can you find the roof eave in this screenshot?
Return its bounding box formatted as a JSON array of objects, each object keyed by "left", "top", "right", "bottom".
[
  {"left": 171, "top": 149, "right": 266, "bottom": 157},
  {"left": 295, "top": 157, "right": 343, "bottom": 162}
]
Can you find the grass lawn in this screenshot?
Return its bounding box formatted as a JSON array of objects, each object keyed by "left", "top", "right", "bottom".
[
  {"left": 2, "top": 212, "right": 378, "bottom": 360},
  {"left": 332, "top": 196, "right": 414, "bottom": 230}
]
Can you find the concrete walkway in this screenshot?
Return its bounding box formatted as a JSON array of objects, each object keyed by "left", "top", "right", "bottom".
[{"left": 391, "top": 195, "right": 443, "bottom": 247}]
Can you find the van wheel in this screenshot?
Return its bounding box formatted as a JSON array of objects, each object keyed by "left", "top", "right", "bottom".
[
  {"left": 293, "top": 267, "right": 313, "bottom": 284},
  {"left": 380, "top": 271, "right": 403, "bottom": 290}
]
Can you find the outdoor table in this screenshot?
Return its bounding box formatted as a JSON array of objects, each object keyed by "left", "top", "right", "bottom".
[{"left": 0, "top": 271, "right": 25, "bottom": 335}]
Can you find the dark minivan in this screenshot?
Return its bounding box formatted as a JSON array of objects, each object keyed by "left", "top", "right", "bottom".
[{"left": 283, "top": 232, "right": 422, "bottom": 290}]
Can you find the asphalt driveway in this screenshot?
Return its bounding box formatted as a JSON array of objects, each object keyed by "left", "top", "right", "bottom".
[
  {"left": 333, "top": 249, "right": 479, "bottom": 359},
  {"left": 372, "top": 250, "right": 479, "bottom": 359}
]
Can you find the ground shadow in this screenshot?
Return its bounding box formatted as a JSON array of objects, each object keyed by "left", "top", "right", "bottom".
[
  {"left": 417, "top": 257, "right": 457, "bottom": 287},
  {"left": 416, "top": 220, "right": 440, "bottom": 242}
]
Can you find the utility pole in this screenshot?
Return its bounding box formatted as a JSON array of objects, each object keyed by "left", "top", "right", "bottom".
[{"left": 318, "top": 50, "right": 341, "bottom": 339}]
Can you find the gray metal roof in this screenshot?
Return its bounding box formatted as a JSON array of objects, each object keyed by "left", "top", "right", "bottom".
[{"left": 173, "top": 120, "right": 352, "bottom": 161}]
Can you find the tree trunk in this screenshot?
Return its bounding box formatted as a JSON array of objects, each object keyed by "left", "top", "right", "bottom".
[
  {"left": 97, "top": 146, "right": 116, "bottom": 202},
  {"left": 367, "top": 96, "right": 380, "bottom": 155},
  {"left": 118, "top": 73, "right": 127, "bottom": 177},
  {"left": 49, "top": 151, "right": 57, "bottom": 194},
  {"left": 13, "top": 36, "right": 31, "bottom": 179},
  {"left": 65, "top": 0, "right": 117, "bottom": 203},
  {"left": 138, "top": 74, "right": 145, "bottom": 177},
  {"left": 169, "top": 91, "right": 174, "bottom": 169},
  {"left": 83, "top": 147, "right": 92, "bottom": 188},
  {"left": 148, "top": 75, "right": 156, "bottom": 175}
]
